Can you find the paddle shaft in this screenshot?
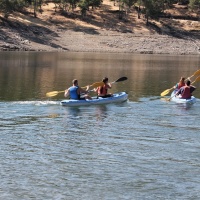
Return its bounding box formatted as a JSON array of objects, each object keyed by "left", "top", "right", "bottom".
[{"left": 188, "top": 69, "right": 200, "bottom": 79}]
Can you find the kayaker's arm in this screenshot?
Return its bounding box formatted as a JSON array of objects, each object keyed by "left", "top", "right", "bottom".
[
  {"left": 190, "top": 86, "right": 196, "bottom": 93},
  {"left": 173, "top": 83, "right": 178, "bottom": 90},
  {"left": 64, "top": 89, "right": 69, "bottom": 97},
  {"left": 79, "top": 86, "right": 92, "bottom": 100},
  {"left": 78, "top": 85, "right": 90, "bottom": 94},
  {"left": 107, "top": 82, "right": 112, "bottom": 89},
  {"left": 175, "top": 88, "right": 182, "bottom": 96},
  {"left": 93, "top": 87, "right": 98, "bottom": 93}
]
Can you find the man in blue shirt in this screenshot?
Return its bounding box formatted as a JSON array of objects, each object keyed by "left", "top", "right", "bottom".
[{"left": 64, "top": 79, "right": 91, "bottom": 100}]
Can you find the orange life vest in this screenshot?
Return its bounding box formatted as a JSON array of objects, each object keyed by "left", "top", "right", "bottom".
[{"left": 97, "top": 85, "right": 108, "bottom": 96}]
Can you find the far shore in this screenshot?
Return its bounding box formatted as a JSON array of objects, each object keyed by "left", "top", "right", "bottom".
[{"left": 0, "top": 2, "right": 200, "bottom": 55}]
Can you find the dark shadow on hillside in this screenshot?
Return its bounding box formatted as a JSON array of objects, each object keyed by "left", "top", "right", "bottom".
[
  {"left": 94, "top": 10, "right": 134, "bottom": 33},
  {"left": 146, "top": 22, "right": 162, "bottom": 34},
  {"left": 146, "top": 18, "right": 200, "bottom": 51},
  {"left": 59, "top": 4, "right": 136, "bottom": 33},
  {"left": 73, "top": 26, "right": 99, "bottom": 34},
  {"left": 142, "top": 17, "right": 200, "bottom": 43},
  {"left": 51, "top": 11, "right": 99, "bottom": 35},
  {"left": 160, "top": 20, "right": 200, "bottom": 41},
  {"left": 0, "top": 16, "right": 68, "bottom": 50}
]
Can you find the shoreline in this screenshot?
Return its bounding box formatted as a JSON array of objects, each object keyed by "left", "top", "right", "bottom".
[{"left": 0, "top": 28, "right": 200, "bottom": 55}]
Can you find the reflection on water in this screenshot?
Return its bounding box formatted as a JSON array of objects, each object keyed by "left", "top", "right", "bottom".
[
  {"left": 93, "top": 105, "right": 108, "bottom": 121},
  {"left": 62, "top": 104, "right": 109, "bottom": 123},
  {"left": 0, "top": 52, "right": 200, "bottom": 101},
  {"left": 63, "top": 107, "right": 82, "bottom": 120}
]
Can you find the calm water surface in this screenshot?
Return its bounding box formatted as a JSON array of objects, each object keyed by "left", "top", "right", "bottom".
[{"left": 0, "top": 52, "right": 200, "bottom": 200}]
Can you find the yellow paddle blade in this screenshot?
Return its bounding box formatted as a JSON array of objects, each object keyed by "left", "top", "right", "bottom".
[
  {"left": 46, "top": 90, "right": 65, "bottom": 97},
  {"left": 160, "top": 87, "right": 174, "bottom": 96},
  {"left": 160, "top": 89, "right": 170, "bottom": 96},
  {"left": 189, "top": 69, "right": 200, "bottom": 78},
  {"left": 82, "top": 82, "right": 104, "bottom": 89},
  {"left": 192, "top": 75, "right": 200, "bottom": 85},
  {"left": 91, "top": 82, "right": 104, "bottom": 88}
]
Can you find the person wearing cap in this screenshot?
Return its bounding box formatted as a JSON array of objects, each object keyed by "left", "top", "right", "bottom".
[
  {"left": 175, "top": 79, "right": 196, "bottom": 99},
  {"left": 64, "top": 79, "right": 92, "bottom": 100},
  {"left": 94, "top": 77, "right": 112, "bottom": 98}
]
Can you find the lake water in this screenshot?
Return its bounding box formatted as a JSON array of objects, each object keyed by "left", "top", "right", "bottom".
[{"left": 0, "top": 52, "right": 200, "bottom": 200}]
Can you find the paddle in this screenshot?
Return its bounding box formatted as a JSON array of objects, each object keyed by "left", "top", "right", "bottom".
[
  {"left": 166, "top": 75, "right": 200, "bottom": 101},
  {"left": 111, "top": 76, "right": 128, "bottom": 84},
  {"left": 81, "top": 81, "right": 104, "bottom": 89},
  {"left": 189, "top": 69, "right": 200, "bottom": 79},
  {"left": 46, "top": 81, "right": 104, "bottom": 97},
  {"left": 160, "top": 69, "right": 200, "bottom": 97},
  {"left": 160, "top": 86, "right": 174, "bottom": 97}
]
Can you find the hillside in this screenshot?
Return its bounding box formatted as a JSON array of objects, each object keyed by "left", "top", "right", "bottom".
[{"left": 0, "top": 1, "right": 199, "bottom": 54}]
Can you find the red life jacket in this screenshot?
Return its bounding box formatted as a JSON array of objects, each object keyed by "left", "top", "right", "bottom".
[
  {"left": 178, "top": 82, "right": 185, "bottom": 89},
  {"left": 181, "top": 86, "right": 191, "bottom": 99}
]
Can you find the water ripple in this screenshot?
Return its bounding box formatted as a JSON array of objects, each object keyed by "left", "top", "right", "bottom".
[{"left": 0, "top": 100, "right": 200, "bottom": 200}]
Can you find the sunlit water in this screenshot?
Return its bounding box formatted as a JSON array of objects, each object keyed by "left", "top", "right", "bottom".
[{"left": 0, "top": 52, "right": 200, "bottom": 199}]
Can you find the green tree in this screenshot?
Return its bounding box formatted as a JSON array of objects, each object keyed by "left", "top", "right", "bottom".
[
  {"left": 30, "top": 0, "right": 44, "bottom": 17},
  {"left": 189, "top": 0, "right": 200, "bottom": 10},
  {"left": 78, "top": 0, "right": 88, "bottom": 16},
  {"left": 0, "top": 0, "right": 27, "bottom": 18},
  {"left": 116, "top": 0, "right": 137, "bottom": 19},
  {"left": 78, "top": 0, "right": 102, "bottom": 16},
  {"left": 0, "top": 0, "right": 11, "bottom": 18},
  {"left": 68, "top": 0, "right": 79, "bottom": 11},
  {"left": 141, "top": 0, "right": 165, "bottom": 25}
]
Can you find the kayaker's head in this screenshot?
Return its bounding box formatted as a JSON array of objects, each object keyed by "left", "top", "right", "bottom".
[
  {"left": 179, "top": 77, "right": 185, "bottom": 83},
  {"left": 102, "top": 77, "right": 108, "bottom": 84},
  {"left": 72, "top": 79, "right": 78, "bottom": 86},
  {"left": 186, "top": 80, "right": 191, "bottom": 86}
]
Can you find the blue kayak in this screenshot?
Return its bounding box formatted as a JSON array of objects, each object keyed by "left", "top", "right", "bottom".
[{"left": 60, "top": 92, "right": 128, "bottom": 107}]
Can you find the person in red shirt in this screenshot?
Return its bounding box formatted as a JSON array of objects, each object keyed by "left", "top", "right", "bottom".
[{"left": 176, "top": 80, "right": 196, "bottom": 99}]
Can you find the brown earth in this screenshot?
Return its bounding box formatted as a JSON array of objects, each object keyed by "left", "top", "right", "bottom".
[{"left": 0, "top": 2, "right": 199, "bottom": 54}]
